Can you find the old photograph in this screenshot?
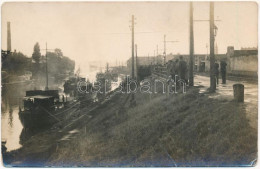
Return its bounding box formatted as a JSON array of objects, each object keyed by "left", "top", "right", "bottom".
[{"left": 1, "top": 1, "right": 258, "bottom": 167}]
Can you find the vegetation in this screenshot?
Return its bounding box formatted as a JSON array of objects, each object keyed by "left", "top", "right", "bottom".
[
  {"left": 2, "top": 51, "right": 31, "bottom": 75},
  {"left": 47, "top": 83, "right": 256, "bottom": 167},
  {"left": 137, "top": 65, "right": 152, "bottom": 81},
  {"left": 3, "top": 78, "right": 256, "bottom": 167},
  {"left": 32, "top": 42, "right": 41, "bottom": 64},
  {"left": 47, "top": 50, "right": 75, "bottom": 81},
  {"left": 1, "top": 42, "right": 75, "bottom": 83}
]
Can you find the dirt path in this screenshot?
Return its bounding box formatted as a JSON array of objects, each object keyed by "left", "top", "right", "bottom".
[{"left": 194, "top": 75, "right": 258, "bottom": 129}]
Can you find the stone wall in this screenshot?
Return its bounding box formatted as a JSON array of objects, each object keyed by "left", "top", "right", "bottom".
[
  {"left": 229, "top": 54, "right": 258, "bottom": 76},
  {"left": 226, "top": 46, "right": 258, "bottom": 77}
]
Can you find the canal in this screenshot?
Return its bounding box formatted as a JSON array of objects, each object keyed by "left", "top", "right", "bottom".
[
  {"left": 1, "top": 68, "right": 123, "bottom": 152},
  {"left": 2, "top": 106, "right": 23, "bottom": 151},
  {"left": 1, "top": 81, "right": 33, "bottom": 152}
]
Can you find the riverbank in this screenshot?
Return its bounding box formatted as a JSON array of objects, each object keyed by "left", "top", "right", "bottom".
[{"left": 3, "top": 83, "right": 257, "bottom": 167}]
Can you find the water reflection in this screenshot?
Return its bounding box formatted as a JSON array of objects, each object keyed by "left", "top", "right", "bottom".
[
  {"left": 1, "top": 82, "right": 33, "bottom": 152},
  {"left": 8, "top": 109, "right": 13, "bottom": 128},
  {"left": 2, "top": 70, "right": 122, "bottom": 152},
  {"left": 1, "top": 106, "right": 23, "bottom": 152}
]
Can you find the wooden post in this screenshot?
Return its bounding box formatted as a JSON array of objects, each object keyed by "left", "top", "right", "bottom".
[
  {"left": 189, "top": 2, "right": 194, "bottom": 86},
  {"left": 210, "top": 2, "right": 216, "bottom": 92}
]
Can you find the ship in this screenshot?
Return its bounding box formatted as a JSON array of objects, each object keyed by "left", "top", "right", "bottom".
[
  {"left": 18, "top": 44, "right": 79, "bottom": 129},
  {"left": 95, "top": 72, "right": 112, "bottom": 101},
  {"left": 18, "top": 77, "right": 94, "bottom": 129},
  {"left": 18, "top": 90, "right": 68, "bottom": 129}
]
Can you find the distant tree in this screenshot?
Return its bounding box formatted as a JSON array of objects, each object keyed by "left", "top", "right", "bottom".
[
  {"left": 32, "top": 42, "right": 41, "bottom": 79},
  {"left": 46, "top": 49, "right": 75, "bottom": 82},
  {"left": 32, "top": 42, "right": 41, "bottom": 64},
  {"left": 2, "top": 51, "right": 31, "bottom": 75},
  {"left": 54, "top": 48, "right": 63, "bottom": 57}
]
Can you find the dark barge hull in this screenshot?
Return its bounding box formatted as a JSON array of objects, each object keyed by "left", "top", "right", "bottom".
[{"left": 19, "top": 110, "right": 58, "bottom": 129}]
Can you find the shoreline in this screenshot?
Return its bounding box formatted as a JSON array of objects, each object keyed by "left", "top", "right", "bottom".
[{"left": 3, "top": 81, "right": 257, "bottom": 167}]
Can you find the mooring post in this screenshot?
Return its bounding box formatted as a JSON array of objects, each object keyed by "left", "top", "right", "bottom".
[{"left": 233, "top": 84, "right": 244, "bottom": 102}]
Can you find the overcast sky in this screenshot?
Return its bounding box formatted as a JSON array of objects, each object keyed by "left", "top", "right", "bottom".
[{"left": 1, "top": 2, "right": 258, "bottom": 73}]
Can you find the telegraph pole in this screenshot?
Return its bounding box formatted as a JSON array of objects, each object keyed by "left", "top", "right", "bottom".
[
  {"left": 189, "top": 2, "right": 194, "bottom": 86},
  {"left": 156, "top": 44, "right": 159, "bottom": 64},
  {"left": 45, "top": 43, "right": 48, "bottom": 90},
  {"left": 106, "top": 62, "right": 109, "bottom": 72},
  {"left": 131, "top": 15, "right": 135, "bottom": 79},
  {"left": 163, "top": 35, "right": 166, "bottom": 65},
  {"left": 135, "top": 44, "right": 138, "bottom": 82},
  {"left": 210, "top": 2, "right": 216, "bottom": 92},
  {"left": 163, "top": 35, "right": 179, "bottom": 65},
  {"left": 130, "top": 15, "right": 136, "bottom": 106},
  {"left": 7, "top": 22, "right": 11, "bottom": 52},
  {"left": 157, "top": 45, "right": 158, "bottom": 56},
  {"left": 206, "top": 43, "right": 208, "bottom": 57},
  {"left": 193, "top": 3, "right": 220, "bottom": 90}
]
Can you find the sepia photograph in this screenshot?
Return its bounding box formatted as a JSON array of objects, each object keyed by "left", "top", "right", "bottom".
[{"left": 1, "top": 1, "right": 258, "bottom": 167}]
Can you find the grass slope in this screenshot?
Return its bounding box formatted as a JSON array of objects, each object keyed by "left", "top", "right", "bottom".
[{"left": 47, "top": 85, "right": 257, "bottom": 167}]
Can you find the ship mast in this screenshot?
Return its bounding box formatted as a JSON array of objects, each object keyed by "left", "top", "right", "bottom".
[{"left": 45, "top": 43, "right": 48, "bottom": 90}]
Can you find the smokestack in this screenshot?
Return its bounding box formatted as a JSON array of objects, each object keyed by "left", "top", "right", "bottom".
[{"left": 7, "top": 22, "right": 11, "bottom": 51}]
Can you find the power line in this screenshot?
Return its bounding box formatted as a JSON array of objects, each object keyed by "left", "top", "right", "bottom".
[
  {"left": 81, "top": 30, "right": 180, "bottom": 35},
  {"left": 163, "top": 34, "right": 179, "bottom": 64}
]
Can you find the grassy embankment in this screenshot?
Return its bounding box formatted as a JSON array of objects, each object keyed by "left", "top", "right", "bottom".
[{"left": 46, "top": 78, "right": 257, "bottom": 167}]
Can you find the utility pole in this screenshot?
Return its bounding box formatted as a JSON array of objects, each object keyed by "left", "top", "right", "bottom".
[
  {"left": 106, "top": 62, "right": 109, "bottom": 72},
  {"left": 189, "top": 2, "right": 194, "bottom": 86},
  {"left": 210, "top": 2, "right": 216, "bottom": 92},
  {"left": 163, "top": 35, "right": 166, "bottom": 65},
  {"left": 163, "top": 34, "right": 179, "bottom": 65},
  {"left": 45, "top": 43, "right": 48, "bottom": 90},
  {"left": 193, "top": 4, "right": 220, "bottom": 90},
  {"left": 135, "top": 44, "right": 138, "bottom": 82},
  {"left": 157, "top": 45, "right": 158, "bottom": 56},
  {"left": 130, "top": 15, "right": 136, "bottom": 107},
  {"left": 7, "top": 22, "right": 11, "bottom": 52},
  {"left": 156, "top": 45, "right": 159, "bottom": 64},
  {"left": 206, "top": 43, "right": 208, "bottom": 58},
  {"left": 131, "top": 15, "right": 135, "bottom": 79},
  {"left": 148, "top": 53, "right": 151, "bottom": 65}
]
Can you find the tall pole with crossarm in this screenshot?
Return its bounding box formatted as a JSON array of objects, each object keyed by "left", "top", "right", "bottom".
[
  {"left": 210, "top": 2, "right": 216, "bottom": 92},
  {"left": 131, "top": 15, "right": 135, "bottom": 79},
  {"left": 135, "top": 44, "right": 138, "bottom": 81},
  {"left": 189, "top": 2, "right": 194, "bottom": 86}
]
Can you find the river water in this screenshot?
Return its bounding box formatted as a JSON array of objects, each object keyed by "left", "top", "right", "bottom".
[
  {"left": 2, "top": 106, "right": 23, "bottom": 151},
  {"left": 1, "top": 68, "right": 122, "bottom": 152},
  {"left": 1, "top": 81, "right": 33, "bottom": 152}
]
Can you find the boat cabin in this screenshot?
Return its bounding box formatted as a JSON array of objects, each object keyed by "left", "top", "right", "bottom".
[
  {"left": 26, "top": 90, "right": 59, "bottom": 99},
  {"left": 23, "top": 95, "right": 55, "bottom": 112}
]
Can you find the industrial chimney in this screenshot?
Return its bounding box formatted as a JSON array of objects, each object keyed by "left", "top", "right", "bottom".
[{"left": 7, "top": 21, "right": 11, "bottom": 51}]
